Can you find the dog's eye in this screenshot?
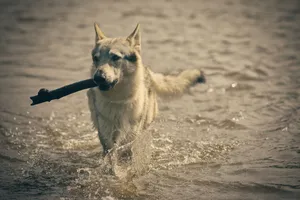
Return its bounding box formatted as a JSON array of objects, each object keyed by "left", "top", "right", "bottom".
[
  {"left": 111, "top": 54, "right": 121, "bottom": 62},
  {"left": 125, "top": 53, "right": 137, "bottom": 63},
  {"left": 93, "top": 55, "right": 100, "bottom": 62}
]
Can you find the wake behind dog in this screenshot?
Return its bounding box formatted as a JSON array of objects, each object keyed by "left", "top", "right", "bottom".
[{"left": 87, "top": 23, "right": 205, "bottom": 177}]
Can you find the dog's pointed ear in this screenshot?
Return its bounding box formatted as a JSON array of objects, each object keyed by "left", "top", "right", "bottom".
[
  {"left": 94, "top": 22, "right": 106, "bottom": 42},
  {"left": 127, "top": 23, "right": 141, "bottom": 53}
]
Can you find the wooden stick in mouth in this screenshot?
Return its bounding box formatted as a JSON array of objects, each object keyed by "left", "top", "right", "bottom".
[
  {"left": 30, "top": 71, "right": 206, "bottom": 106},
  {"left": 30, "top": 79, "right": 97, "bottom": 106}
]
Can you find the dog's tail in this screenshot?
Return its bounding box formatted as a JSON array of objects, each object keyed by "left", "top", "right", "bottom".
[{"left": 149, "top": 69, "right": 205, "bottom": 99}]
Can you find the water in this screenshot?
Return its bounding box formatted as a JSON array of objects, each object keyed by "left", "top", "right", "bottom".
[{"left": 0, "top": 0, "right": 299, "bottom": 199}]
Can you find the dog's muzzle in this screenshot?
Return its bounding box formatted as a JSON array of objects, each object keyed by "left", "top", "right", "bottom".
[{"left": 93, "top": 70, "right": 118, "bottom": 91}]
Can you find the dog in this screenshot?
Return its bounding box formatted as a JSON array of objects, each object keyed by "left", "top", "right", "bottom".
[{"left": 87, "top": 23, "right": 205, "bottom": 175}]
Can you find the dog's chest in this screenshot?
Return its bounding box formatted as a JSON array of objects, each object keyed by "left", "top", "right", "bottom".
[{"left": 93, "top": 90, "right": 146, "bottom": 131}]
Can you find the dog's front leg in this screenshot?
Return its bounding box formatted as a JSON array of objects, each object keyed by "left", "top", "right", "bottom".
[
  {"left": 87, "top": 89, "right": 100, "bottom": 130},
  {"left": 98, "top": 131, "right": 115, "bottom": 156},
  {"left": 101, "top": 131, "right": 123, "bottom": 175}
]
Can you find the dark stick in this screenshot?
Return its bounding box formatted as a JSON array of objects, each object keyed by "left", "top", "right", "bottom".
[{"left": 30, "top": 79, "right": 97, "bottom": 106}]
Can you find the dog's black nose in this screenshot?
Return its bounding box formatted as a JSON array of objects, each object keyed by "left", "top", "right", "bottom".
[{"left": 93, "top": 70, "right": 106, "bottom": 84}]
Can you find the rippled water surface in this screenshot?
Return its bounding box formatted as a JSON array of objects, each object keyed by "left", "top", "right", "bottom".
[{"left": 0, "top": 0, "right": 300, "bottom": 199}]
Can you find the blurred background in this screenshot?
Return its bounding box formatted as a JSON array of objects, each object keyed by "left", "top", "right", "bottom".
[{"left": 0, "top": 0, "right": 299, "bottom": 199}]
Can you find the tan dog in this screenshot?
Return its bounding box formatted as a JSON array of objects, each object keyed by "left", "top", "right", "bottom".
[{"left": 87, "top": 23, "right": 205, "bottom": 174}]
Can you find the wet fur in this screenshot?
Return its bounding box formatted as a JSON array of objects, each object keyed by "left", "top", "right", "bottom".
[{"left": 87, "top": 23, "right": 205, "bottom": 174}]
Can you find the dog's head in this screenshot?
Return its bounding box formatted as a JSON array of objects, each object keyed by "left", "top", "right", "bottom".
[{"left": 91, "top": 23, "right": 141, "bottom": 91}]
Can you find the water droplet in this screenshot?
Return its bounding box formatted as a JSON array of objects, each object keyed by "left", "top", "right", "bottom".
[
  {"left": 186, "top": 118, "right": 195, "bottom": 123},
  {"left": 207, "top": 88, "right": 214, "bottom": 93},
  {"left": 168, "top": 115, "right": 177, "bottom": 121},
  {"left": 195, "top": 114, "right": 202, "bottom": 120},
  {"left": 232, "top": 117, "right": 239, "bottom": 122}
]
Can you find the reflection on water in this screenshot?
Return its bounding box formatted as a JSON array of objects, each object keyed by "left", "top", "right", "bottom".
[{"left": 0, "top": 0, "right": 300, "bottom": 199}]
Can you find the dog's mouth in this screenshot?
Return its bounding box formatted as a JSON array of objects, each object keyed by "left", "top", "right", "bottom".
[{"left": 97, "top": 79, "right": 118, "bottom": 91}]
